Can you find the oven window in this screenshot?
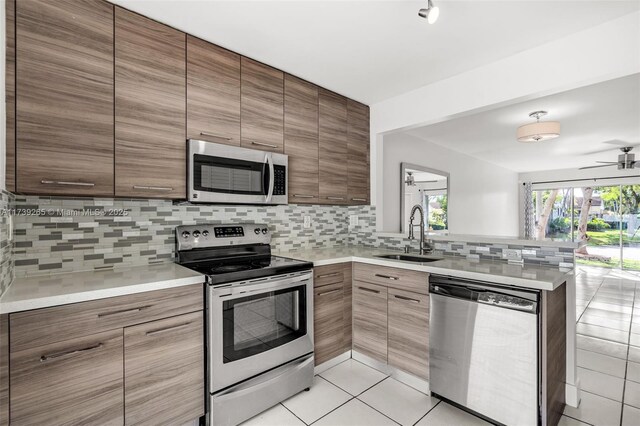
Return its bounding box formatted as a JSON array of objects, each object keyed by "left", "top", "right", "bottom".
[
  {"left": 194, "top": 154, "right": 267, "bottom": 195},
  {"left": 222, "top": 285, "right": 307, "bottom": 363}
]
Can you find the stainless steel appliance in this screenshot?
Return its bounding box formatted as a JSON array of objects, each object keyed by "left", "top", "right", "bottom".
[
  {"left": 176, "top": 223, "right": 313, "bottom": 426},
  {"left": 188, "top": 139, "right": 288, "bottom": 205},
  {"left": 429, "top": 275, "right": 540, "bottom": 426}
]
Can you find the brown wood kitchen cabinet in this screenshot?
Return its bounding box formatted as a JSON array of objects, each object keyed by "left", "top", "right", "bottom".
[
  {"left": 285, "top": 75, "right": 320, "bottom": 204},
  {"left": 115, "top": 7, "right": 186, "bottom": 199},
  {"left": 352, "top": 281, "right": 388, "bottom": 362},
  {"left": 241, "top": 57, "right": 284, "bottom": 153},
  {"left": 15, "top": 0, "right": 114, "bottom": 197},
  {"left": 187, "top": 36, "right": 241, "bottom": 146},
  {"left": 347, "top": 100, "right": 370, "bottom": 204},
  {"left": 313, "top": 263, "right": 352, "bottom": 365},
  {"left": 5, "top": 0, "right": 15, "bottom": 193},
  {"left": 7, "top": 284, "right": 204, "bottom": 425},
  {"left": 318, "top": 89, "right": 349, "bottom": 204}
]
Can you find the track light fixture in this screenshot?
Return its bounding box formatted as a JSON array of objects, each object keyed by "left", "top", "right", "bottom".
[{"left": 418, "top": 0, "right": 440, "bottom": 24}]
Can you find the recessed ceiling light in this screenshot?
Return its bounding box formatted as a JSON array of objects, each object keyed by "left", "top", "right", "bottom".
[
  {"left": 418, "top": 0, "right": 440, "bottom": 24},
  {"left": 517, "top": 111, "right": 561, "bottom": 143}
]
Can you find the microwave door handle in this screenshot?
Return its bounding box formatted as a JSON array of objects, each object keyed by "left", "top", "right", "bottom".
[{"left": 265, "top": 153, "right": 275, "bottom": 203}]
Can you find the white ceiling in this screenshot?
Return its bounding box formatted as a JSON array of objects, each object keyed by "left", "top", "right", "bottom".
[
  {"left": 109, "top": 0, "right": 640, "bottom": 104},
  {"left": 405, "top": 73, "right": 640, "bottom": 173}
]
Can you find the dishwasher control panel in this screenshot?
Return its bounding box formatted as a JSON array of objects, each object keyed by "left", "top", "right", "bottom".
[{"left": 477, "top": 292, "right": 536, "bottom": 312}]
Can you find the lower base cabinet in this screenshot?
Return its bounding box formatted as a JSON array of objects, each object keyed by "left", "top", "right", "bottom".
[
  {"left": 352, "top": 282, "right": 388, "bottom": 363},
  {"left": 124, "top": 311, "right": 204, "bottom": 425}
]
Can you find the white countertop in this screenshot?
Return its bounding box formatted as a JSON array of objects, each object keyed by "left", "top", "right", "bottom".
[
  {"left": 0, "top": 263, "right": 205, "bottom": 314},
  {"left": 276, "top": 246, "right": 573, "bottom": 291}
]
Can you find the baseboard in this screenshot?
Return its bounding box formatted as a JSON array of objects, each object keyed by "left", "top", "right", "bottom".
[
  {"left": 314, "top": 351, "right": 351, "bottom": 375},
  {"left": 565, "top": 379, "right": 581, "bottom": 408},
  {"left": 351, "top": 350, "right": 430, "bottom": 394}
]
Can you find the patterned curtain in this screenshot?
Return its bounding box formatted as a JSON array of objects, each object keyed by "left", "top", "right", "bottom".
[{"left": 522, "top": 182, "right": 534, "bottom": 239}]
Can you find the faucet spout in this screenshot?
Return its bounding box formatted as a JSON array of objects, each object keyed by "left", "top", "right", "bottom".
[{"left": 408, "top": 204, "right": 433, "bottom": 255}]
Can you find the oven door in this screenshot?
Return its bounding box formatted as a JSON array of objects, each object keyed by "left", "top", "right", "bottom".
[
  {"left": 208, "top": 271, "right": 313, "bottom": 393},
  {"left": 188, "top": 139, "right": 288, "bottom": 204}
]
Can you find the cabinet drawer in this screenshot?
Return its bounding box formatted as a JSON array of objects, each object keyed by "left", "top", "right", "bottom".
[
  {"left": 314, "top": 263, "right": 346, "bottom": 287},
  {"left": 10, "top": 284, "right": 203, "bottom": 352},
  {"left": 352, "top": 282, "right": 387, "bottom": 362},
  {"left": 124, "top": 311, "right": 204, "bottom": 426},
  {"left": 353, "top": 262, "right": 428, "bottom": 295},
  {"left": 314, "top": 282, "right": 344, "bottom": 365},
  {"left": 388, "top": 288, "right": 429, "bottom": 380},
  {"left": 10, "top": 329, "right": 123, "bottom": 425}
]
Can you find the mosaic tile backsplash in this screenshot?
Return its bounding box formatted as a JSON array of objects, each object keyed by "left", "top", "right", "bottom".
[
  {"left": 8, "top": 196, "right": 574, "bottom": 279},
  {"left": 1, "top": 191, "right": 14, "bottom": 295}
]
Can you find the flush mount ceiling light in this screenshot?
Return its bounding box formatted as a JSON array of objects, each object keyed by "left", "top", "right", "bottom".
[
  {"left": 418, "top": 0, "right": 440, "bottom": 24},
  {"left": 516, "top": 111, "right": 561, "bottom": 143}
]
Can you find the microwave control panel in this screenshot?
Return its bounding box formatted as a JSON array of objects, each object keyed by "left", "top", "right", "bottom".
[{"left": 274, "top": 165, "right": 286, "bottom": 196}]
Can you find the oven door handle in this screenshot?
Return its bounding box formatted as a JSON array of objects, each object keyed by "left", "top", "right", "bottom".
[
  {"left": 214, "top": 272, "right": 312, "bottom": 298},
  {"left": 265, "top": 153, "right": 275, "bottom": 204}
]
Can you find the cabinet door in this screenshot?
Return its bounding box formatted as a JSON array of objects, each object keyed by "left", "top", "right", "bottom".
[
  {"left": 314, "top": 282, "right": 345, "bottom": 365},
  {"left": 285, "top": 74, "right": 319, "bottom": 203},
  {"left": 187, "top": 36, "right": 241, "bottom": 146},
  {"left": 115, "top": 7, "right": 186, "bottom": 199},
  {"left": 124, "top": 311, "right": 204, "bottom": 426},
  {"left": 388, "top": 288, "right": 429, "bottom": 380},
  {"left": 241, "top": 57, "right": 284, "bottom": 153},
  {"left": 347, "top": 100, "right": 370, "bottom": 205},
  {"left": 10, "top": 329, "right": 123, "bottom": 425},
  {"left": 352, "top": 281, "right": 387, "bottom": 362},
  {"left": 318, "top": 89, "right": 348, "bottom": 204},
  {"left": 5, "top": 0, "right": 15, "bottom": 193},
  {"left": 343, "top": 264, "right": 353, "bottom": 351},
  {"left": 16, "top": 0, "right": 114, "bottom": 196}
]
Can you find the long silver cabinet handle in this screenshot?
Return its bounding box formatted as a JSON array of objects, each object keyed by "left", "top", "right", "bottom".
[
  {"left": 133, "top": 185, "right": 173, "bottom": 191},
  {"left": 375, "top": 273, "right": 399, "bottom": 280},
  {"left": 317, "top": 272, "right": 340, "bottom": 278},
  {"left": 352, "top": 198, "right": 367, "bottom": 202},
  {"left": 317, "top": 288, "right": 341, "bottom": 296},
  {"left": 327, "top": 196, "right": 345, "bottom": 201},
  {"left": 146, "top": 322, "right": 192, "bottom": 336},
  {"left": 41, "top": 180, "right": 95, "bottom": 187},
  {"left": 251, "top": 141, "right": 278, "bottom": 149},
  {"left": 293, "top": 194, "right": 314, "bottom": 198},
  {"left": 40, "top": 343, "right": 103, "bottom": 363},
  {"left": 394, "top": 294, "right": 420, "bottom": 303},
  {"left": 200, "top": 132, "right": 232, "bottom": 141},
  {"left": 97, "top": 305, "right": 152, "bottom": 318},
  {"left": 358, "top": 286, "right": 380, "bottom": 294}
]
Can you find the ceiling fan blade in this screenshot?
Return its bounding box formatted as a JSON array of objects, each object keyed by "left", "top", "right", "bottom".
[
  {"left": 579, "top": 164, "right": 617, "bottom": 170},
  {"left": 595, "top": 161, "right": 619, "bottom": 164}
]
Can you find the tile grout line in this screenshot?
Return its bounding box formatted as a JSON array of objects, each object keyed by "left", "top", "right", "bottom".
[
  {"left": 279, "top": 402, "right": 311, "bottom": 426},
  {"left": 411, "top": 400, "right": 442, "bottom": 426}
]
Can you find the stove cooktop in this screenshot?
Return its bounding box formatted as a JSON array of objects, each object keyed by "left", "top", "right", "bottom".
[{"left": 182, "top": 255, "right": 313, "bottom": 285}]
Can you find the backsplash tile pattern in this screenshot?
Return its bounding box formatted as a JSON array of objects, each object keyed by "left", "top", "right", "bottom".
[
  {"left": 1, "top": 191, "right": 15, "bottom": 295},
  {"left": 11, "top": 197, "right": 574, "bottom": 278},
  {"left": 348, "top": 205, "right": 575, "bottom": 268},
  {"left": 12, "top": 196, "right": 355, "bottom": 277}
]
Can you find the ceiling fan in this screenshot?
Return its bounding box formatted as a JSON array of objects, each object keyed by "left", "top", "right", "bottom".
[{"left": 579, "top": 146, "right": 638, "bottom": 170}]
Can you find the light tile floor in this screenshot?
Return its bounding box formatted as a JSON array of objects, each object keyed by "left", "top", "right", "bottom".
[{"left": 242, "top": 266, "right": 640, "bottom": 426}]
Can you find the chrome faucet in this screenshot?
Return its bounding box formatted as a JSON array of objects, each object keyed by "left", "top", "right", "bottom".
[{"left": 408, "top": 204, "right": 433, "bottom": 255}]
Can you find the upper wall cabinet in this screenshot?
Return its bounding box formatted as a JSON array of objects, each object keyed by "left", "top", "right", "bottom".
[
  {"left": 16, "top": 0, "right": 114, "bottom": 196},
  {"left": 318, "top": 89, "right": 348, "bottom": 204},
  {"left": 284, "top": 75, "right": 319, "bottom": 203},
  {"left": 115, "top": 7, "right": 186, "bottom": 199},
  {"left": 241, "top": 57, "right": 284, "bottom": 153},
  {"left": 347, "top": 100, "right": 370, "bottom": 204},
  {"left": 187, "top": 36, "right": 241, "bottom": 146},
  {"left": 5, "top": 0, "right": 15, "bottom": 193}
]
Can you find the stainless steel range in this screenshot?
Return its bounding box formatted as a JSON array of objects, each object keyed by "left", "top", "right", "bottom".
[{"left": 176, "top": 223, "right": 314, "bottom": 426}]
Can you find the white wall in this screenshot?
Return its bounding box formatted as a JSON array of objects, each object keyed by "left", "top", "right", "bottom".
[{"left": 383, "top": 132, "right": 520, "bottom": 236}]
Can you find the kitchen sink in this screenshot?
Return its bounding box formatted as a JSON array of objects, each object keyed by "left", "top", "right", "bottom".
[{"left": 375, "top": 254, "right": 442, "bottom": 263}]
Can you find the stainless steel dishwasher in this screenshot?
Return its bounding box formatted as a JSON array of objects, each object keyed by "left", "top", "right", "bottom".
[{"left": 429, "top": 275, "right": 540, "bottom": 426}]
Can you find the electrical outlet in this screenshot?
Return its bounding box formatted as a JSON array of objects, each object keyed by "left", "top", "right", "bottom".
[
  {"left": 349, "top": 215, "right": 359, "bottom": 227},
  {"left": 303, "top": 216, "right": 311, "bottom": 229},
  {"left": 503, "top": 249, "right": 522, "bottom": 261}
]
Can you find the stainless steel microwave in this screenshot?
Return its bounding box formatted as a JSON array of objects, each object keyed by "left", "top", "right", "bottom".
[{"left": 188, "top": 139, "right": 288, "bottom": 205}]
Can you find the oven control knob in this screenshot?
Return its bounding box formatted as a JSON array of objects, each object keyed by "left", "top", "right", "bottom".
[
  {"left": 193, "top": 230, "right": 200, "bottom": 238},
  {"left": 254, "top": 228, "right": 261, "bottom": 235},
  {"left": 202, "top": 230, "right": 209, "bottom": 237},
  {"left": 261, "top": 228, "right": 268, "bottom": 234},
  {"left": 181, "top": 231, "right": 190, "bottom": 239}
]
